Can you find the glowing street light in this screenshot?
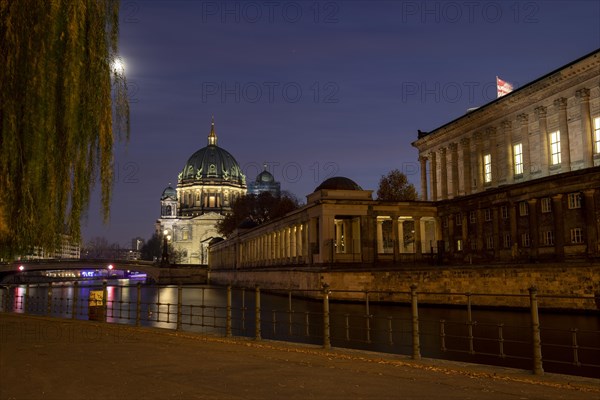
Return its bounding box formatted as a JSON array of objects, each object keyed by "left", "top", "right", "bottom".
[{"left": 18, "top": 265, "right": 24, "bottom": 271}]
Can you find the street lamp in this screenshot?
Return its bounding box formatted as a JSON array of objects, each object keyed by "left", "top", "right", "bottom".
[{"left": 161, "top": 229, "right": 172, "bottom": 266}]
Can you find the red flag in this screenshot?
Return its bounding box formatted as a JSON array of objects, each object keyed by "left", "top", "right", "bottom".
[{"left": 497, "top": 76, "right": 513, "bottom": 98}]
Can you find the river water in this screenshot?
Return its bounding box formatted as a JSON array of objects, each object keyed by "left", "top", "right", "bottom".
[{"left": 3, "top": 278, "right": 599, "bottom": 379}]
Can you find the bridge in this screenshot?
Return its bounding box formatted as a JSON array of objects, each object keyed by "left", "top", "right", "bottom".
[{"left": 0, "top": 259, "right": 208, "bottom": 284}]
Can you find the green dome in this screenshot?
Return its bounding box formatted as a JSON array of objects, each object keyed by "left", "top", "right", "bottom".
[
  {"left": 161, "top": 186, "right": 177, "bottom": 200},
  {"left": 178, "top": 120, "right": 246, "bottom": 186}
]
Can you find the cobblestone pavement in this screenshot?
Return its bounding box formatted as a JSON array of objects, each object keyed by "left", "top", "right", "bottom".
[{"left": 1, "top": 313, "right": 598, "bottom": 400}]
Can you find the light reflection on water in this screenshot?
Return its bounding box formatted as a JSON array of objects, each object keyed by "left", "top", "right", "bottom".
[{"left": 3, "top": 280, "right": 599, "bottom": 378}]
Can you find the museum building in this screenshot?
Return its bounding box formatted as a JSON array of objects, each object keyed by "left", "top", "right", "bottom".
[{"left": 412, "top": 49, "right": 600, "bottom": 262}]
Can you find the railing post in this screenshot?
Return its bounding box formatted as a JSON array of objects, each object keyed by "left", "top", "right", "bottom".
[
  {"left": 136, "top": 282, "right": 142, "bottom": 327},
  {"left": 71, "top": 282, "right": 78, "bottom": 319},
  {"left": 467, "top": 292, "right": 474, "bottom": 354},
  {"left": 24, "top": 284, "right": 29, "bottom": 314},
  {"left": 322, "top": 283, "right": 331, "bottom": 350},
  {"left": 410, "top": 284, "right": 421, "bottom": 360},
  {"left": 226, "top": 285, "right": 232, "bottom": 337},
  {"left": 365, "top": 290, "right": 371, "bottom": 343},
  {"left": 255, "top": 286, "right": 261, "bottom": 340},
  {"left": 102, "top": 281, "right": 108, "bottom": 322},
  {"left": 529, "top": 286, "right": 544, "bottom": 375},
  {"left": 46, "top": 282, "right": 53, "bottom": 316},
  {"left": 176, "top": 284, "right": 183, "bottom": 331}
]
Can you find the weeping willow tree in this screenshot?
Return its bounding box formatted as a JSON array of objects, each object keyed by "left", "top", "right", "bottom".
[{"left": 0, "top": 0, "right": 129, "bottom": 257}]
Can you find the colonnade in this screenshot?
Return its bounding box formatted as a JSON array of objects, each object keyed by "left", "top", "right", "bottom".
[
  {"left": 238, "top": 222, "right": 308, "bottom": 266},
  {"left": 418, "top": 87, "right": 596, "bottom": 201}
]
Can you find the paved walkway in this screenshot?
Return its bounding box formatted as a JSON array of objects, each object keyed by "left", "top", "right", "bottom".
[{"left": 1, "top": 313, "right": 598, "bottom": 400}]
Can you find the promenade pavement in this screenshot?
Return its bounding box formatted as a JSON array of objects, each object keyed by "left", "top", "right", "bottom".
[{"left": 1, "top": 313, "right": 598, "bottom": 400}]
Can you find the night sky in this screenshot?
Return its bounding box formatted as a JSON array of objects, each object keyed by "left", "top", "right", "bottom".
[{"left": 82, "top": 0, "right": 600, "bottom": 247}]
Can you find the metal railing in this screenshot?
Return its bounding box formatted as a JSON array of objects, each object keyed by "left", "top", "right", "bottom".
[{"left": 1, "top": 282, "right": 598, "bottom": 378}]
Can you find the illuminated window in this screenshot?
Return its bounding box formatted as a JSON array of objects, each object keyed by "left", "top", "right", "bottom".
[
  {"left": 519, "top": 201, "right": 528, "bottom": 216},
  {"left": 568, "top": 193, "right": 582, "bottom": 209},
  {"left": 550, "top": 131, "right": 561, "bottom": 165},
  {"left": 521, "top": 233, "right": 530, "bottom": 247},
  {"left": 570, "top": 228, "right": 583, "bottom": 244},
  {"left": 456, "top": 239, "right": 463, "bottom": 251},
  {"left": 484, "top": 154, "right": 492, "bottom": 183},
  {"left": 541, "top": 198, "right": 552, "bottom": 213},
  {"left": 486, "top": 236, "right": 494, "bottom": 250},
  {"left": 595, "top": 117, "right": 600, "bottom": 154},
  {"left": 513, "top": 143, "right": 523, "bottom": 175}
]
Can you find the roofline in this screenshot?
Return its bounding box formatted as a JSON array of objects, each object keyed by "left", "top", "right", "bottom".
[{"left": 414, "top": 48, "right": 600, "bottom": 142}]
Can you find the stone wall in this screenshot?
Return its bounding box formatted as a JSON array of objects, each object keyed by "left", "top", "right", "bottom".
[{"left": 209, "top": 263, "right": 600, "bottom": 310}]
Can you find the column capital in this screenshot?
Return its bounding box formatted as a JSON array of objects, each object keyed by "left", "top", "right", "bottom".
[
  {"left": 460, "top": 137, "right": 470, "bottom": 147},
  {"left": 448, "top": 142, "right": 458, "bottom": 151},
  {"left": 576, "top": 88, "right": 590, "bottom": 102},
  {"left": 535, "top": 106, "right": 547, "bottom": 119},
  {"left": 418, "top": 155, "right": 428, "bottom": 163},
  {"left": 473, "top": 131, "right": 483, "bottom": 142},
  {"left": 517, "top": 113, "right": 529, "bottom": 124},
  {"left": 438, "top": 146, "right": 447, "bottom": 155},
  {"left": 527, "top": 198, "right": 538, "bottom": 205},
  {"left": 552, "top": 193, "right": 563, "bottom": 201},
  {"left": 553, "top": 97, "right": 567, "bottom": 110},
  {"left": 485, "top": 126, "right": 497, "bottom": 136},
  {"left": 501, "top": 120, "right": 512, "bottom": 130},
  {"left": 583, "top": 188, "right": 596, "bottom": 197},
  {"left": 428, "top": 151, "right": 437, "bottom": 161}
]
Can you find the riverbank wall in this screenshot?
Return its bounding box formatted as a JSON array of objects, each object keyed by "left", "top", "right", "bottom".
[{"left": 209, "top": 263, "right": 600, "bottom": 310}]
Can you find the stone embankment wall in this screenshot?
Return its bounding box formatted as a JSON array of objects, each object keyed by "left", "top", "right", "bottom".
[{"left": 209, "top": 263, "right": 600, "bottom": 310}]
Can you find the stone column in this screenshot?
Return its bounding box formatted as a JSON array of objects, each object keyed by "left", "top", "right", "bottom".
[
  {"left": 576, "top": 88, "right": 593, "bottom": 168},
  {"left": 460, "top": 138, "right": 472, "bottom": 195},
  {"left": 290, "top": 226, "right": 297, "bottom": 258},
  {"left": 376, "top": 219, "right": 384, "bottom": 254},
  {"left": 344, "top": 219, "right": 353, "bottom": 254},
  {"left": 492, "top": 207, "right": 500, "bottom": 258},
  {"left": 528, "top": 199, "right": 539, "bottom": 260},
  {"left": 517, "top": 113, "right": 531, "bottom": 179},
  {"left": 392, "top": 217, "right": 399, "bottom": 261},
  {"left": 429, "top": 151, "right": 438, "bottom": 201},
  {"left": 398, "top": 220, "right": 405, "bottom": 253},
  {"left": 474, "top": 132, "right": 484, "bottom": 191},
  {"left": 554, "top": 97, "right": 571, "bottom": 172},
  {"left": 510, "top": 202, "right": 518, "bottom": 259},
  {"left": 552, "top": 194, "right": 564, "bottom": 259},
  {"left": 413, "top": 216, "right": 422, "bottom": 257},
  {"left": 488, "top": 127, "right": 498, "bottom": 187},
  {"left": 439, "top": 147, "right": 448, "bottom": 200},
  {"left": 503, "top": 120, "right": 514, "bottom": 184},
  {"left": 335, "top": 220, "right": 343, "bottom": 253},
  {"left": 450, "top": 142, "right": 459, "bottom": 198},
  {"left": 419, "top": 156, "right": 428, "bottom": 201},
  {"left": 583, "top": 189, "right": 598, "bottom": 257},
  {"left": 535, "top": 106, "right": 549, "bottom": 175}
]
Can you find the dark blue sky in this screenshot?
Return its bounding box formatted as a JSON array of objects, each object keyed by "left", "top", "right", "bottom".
[{"left": 82, "top": 0, "right": 600, "bottom": 246}]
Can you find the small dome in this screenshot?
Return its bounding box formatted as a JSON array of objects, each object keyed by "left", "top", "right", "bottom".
[
  {"left": 161, "top": 186, "right": 177, "bottom": 200},
  {"left": 315, "top": 177, "right": 363, "bottom": 192},
  {"left": 256, "top": 169, "right": 275, "bottom": 183}
]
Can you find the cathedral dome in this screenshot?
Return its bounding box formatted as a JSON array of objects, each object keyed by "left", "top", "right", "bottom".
[
  {"left": 314, "top": 177, "right": 362, "bottom": 191},
  {"left": 178, "top": 119, "right": 245, "bottom": 186}
]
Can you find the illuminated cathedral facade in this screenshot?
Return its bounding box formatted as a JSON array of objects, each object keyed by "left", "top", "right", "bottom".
[{"left": 156, "top": 119, "right": 247, "bottom": 264}]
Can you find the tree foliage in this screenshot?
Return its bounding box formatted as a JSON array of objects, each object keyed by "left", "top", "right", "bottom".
[
  {"left": 217, "top": 192, "right": 300, "bottom": 237},
  {"left": 0, "top": 0, "right": 129, "bottom": 257},
  {"left": 376, "top": 169, "right": 417, "bottom": 201}
]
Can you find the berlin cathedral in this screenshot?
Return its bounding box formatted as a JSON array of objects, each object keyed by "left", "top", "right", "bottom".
[{"left": 156, "top": 119, "right": 280, "bottom": 264}]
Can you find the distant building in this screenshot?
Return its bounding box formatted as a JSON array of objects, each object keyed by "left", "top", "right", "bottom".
[
  {"left": 131, "top": 237, "right": 145, "bottom": 251},
  {"left": 156, "top": 118, "right": 247, "bottom": 264},
  {"left": 21, "top": 234, "right": 81, "bottom": 260},
  {"left": 247, "top": 165, "right": 281, "bottom": 197}
]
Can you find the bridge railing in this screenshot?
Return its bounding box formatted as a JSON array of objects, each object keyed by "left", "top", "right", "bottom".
[{"left": 1, "top": 283, "right": 598, "bottom": 378}]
